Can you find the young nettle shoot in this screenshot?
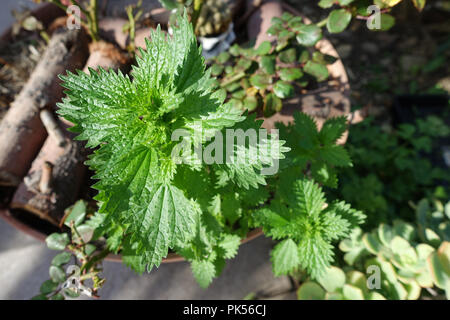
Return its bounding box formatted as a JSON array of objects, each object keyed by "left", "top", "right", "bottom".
[{"left": 57, "top": 13, "right": 288, "bottom": 275}]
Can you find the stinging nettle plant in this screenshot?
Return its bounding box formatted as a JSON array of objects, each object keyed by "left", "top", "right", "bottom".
[
  {"left": 57, "top": 12, "right": 288, "bottom": 274},
  {"left": 39, "top": 12, "right": 364, "bottom": 294}
]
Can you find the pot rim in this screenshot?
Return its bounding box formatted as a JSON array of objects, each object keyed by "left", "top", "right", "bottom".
[{"left": 0, "top": 208, "right": 263, "bottom": 263}]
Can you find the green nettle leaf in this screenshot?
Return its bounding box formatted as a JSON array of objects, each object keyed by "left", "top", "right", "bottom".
[
  {"left": 191, "top": 260, "right": 216, "bottom": 288},
  {"left": 254, "top": 179, "right": 364, "bottom": 278},
  {"left": 319, "top": 116, "right": 348, "bottom": 145},
  {"left": 304, "top": 61, "right": 329, "bottom": 82},
  {"left": 295, "top": 25, "right": 322, "bottom": 47},
  {"left": 271, "top": 239, "right": 300, "bottom": 276},
  {"left": 46, "top": 233, "right": 69, "bottom": 250},
  {"left": 327, "top": 9, "right": 352, "bottom": 33},
  {"left": 219, "top": 234, "right": 241, "bottom": 259},
  {"left": 58, "top": 13, "right": 287, "bottom": 274},
  {"left": 273, "top": 81, "right": 295, "bottom": 99}
]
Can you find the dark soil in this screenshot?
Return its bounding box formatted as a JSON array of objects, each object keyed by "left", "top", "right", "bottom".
[{"left": 0, "top": 33, "right": 46, "bottom": 120}]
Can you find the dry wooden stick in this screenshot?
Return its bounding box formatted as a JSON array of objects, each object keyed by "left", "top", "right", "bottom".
[
  {"left": 0, "top": 27, "right": 88, "bottom": 186},
  {"left": 11, "top": 117, "right": 87, "bottom": 226},
  {"left": 40, "top": 109, "right": 67, "bottom": 147},
  {"left": 11, "top": 31, "right": 129, "bottom": 224}
]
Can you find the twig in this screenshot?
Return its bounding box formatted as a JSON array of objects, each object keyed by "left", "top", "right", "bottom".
[
  {"left": 40, "top": 109, "right": 67, "bottom": 147},
  {"left": 191, "top": 0, "right": 204, "bottom": 32},
  {"left": 39, "top": 161, "right": 53, "bottom": 194}
]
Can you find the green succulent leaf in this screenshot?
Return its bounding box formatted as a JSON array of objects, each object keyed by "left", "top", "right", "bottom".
[
  {"left": 279, "top": 48, "right": 297, "bottom": 64},
  {"left": 250, "top": 73, "right": 272, "bottom": 90},
  {"left": 327, "top": 9, "right": 352, "bottom": 33},
  {"left": 51, "top": 252, "right": 72, "bottom": 267},
  {"left": 40, "top": 280, "right": 58, "bottom": 294},
  {"left": 379, "top": 14, "right": 396, "bottom": 31},
  {"left": 264, "top": 93, "right": 283, "bottom": 117},
  {"left": 49, "top": 266, "right": 66, "bottom": 283},
  {"left": 63, "top": 200, "right": 87, "bottom": 227},
  {"left": 46, "top": 233, "right": 69, "bottom": 251},
  {"left": 279, "top": 68, "right": 303, "bottom": 81},
  {"left": 256, "top": 41, "right": 272, "bottom": 55},
  {"left": 295, "top": 25, "right": 322, "bottom": 47},
  {"left": 304, "top": 61, "right": 329, "bottom": 82},
  {"left": 317, "top": 266, "right": 346, "bottom": 292},
  {"left": 260, "top": 56, "right": 276, "bottom": 75},
  {"left": 297, "top": 282, "right": 326, "bottom": 300},
  {"left": 273, "top": 81, "right": 295, "bottom": 99}
]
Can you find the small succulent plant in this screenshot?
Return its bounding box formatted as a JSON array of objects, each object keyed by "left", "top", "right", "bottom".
[
  {"left": 208, "top": 12, "right": 336, "bottom": 117},
  {"left": 416, "top": 198, "right": 450, "bottom": 246},
  {"left": 297, "top": 266, "right": 387, "bottom": 300},
  {"left": 32, "top": 200, "right": 106, "bottom": 300},
  {"left": 298, "top": 200, "right": 450, "bottom": 300}
]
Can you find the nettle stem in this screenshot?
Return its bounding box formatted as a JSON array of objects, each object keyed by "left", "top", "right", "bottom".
[
  {"left": 84, "top": 0, "right": 99, "bottom": 42},
  {"left": 191, "top": 0, "right": 204, "bottom": 32},
  {"left": 316, "top": 17, "right": 328, "bottom": 28}
]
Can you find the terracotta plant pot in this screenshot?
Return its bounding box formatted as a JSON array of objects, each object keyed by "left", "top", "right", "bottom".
[{"left": 0, "top": 1, "right": 354, "bottom": 263}]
